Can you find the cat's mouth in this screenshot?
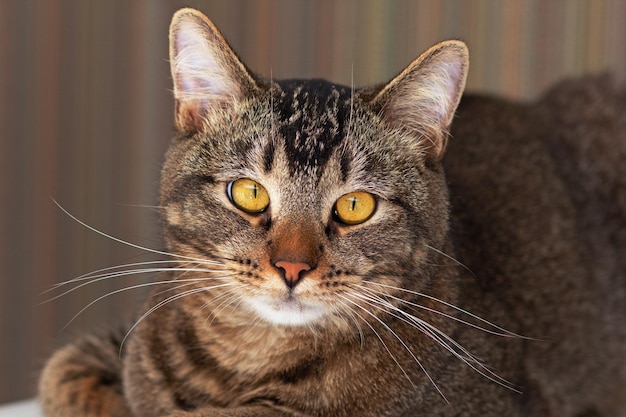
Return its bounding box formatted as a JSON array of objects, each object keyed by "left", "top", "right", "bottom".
[{"left": 245, "top": 294, "right": 326, "bottom": 326}]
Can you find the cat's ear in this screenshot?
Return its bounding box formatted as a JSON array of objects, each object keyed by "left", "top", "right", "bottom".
[
  {"left": 169, "top": 8, "right": 261, "bottom": 134},
  {"left": 370, "top": 41, "right": 469, "bottom": 160}
]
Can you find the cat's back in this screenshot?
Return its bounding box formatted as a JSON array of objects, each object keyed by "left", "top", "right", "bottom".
[
  {"left": 444, "top": 76, "right": 626, "bottom": 416},
  {"left": 446, "top": 75, "right": 626, "bottom": 288}
]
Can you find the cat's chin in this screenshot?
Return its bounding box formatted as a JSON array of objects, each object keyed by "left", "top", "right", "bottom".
[{"left": 245, "top": 296, "right": 326, "bottom": 327}]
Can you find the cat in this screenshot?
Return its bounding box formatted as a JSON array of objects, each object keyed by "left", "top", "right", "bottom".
[{"left": 38, "top": 7, "right": 626, "bottom": 417}]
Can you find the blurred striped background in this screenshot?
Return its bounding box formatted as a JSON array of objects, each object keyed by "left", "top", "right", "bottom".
[{"left": 1, "top": 0, "right": 625, "bottom": 404}]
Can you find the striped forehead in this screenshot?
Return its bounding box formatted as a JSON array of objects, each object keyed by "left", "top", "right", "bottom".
[{"left": 263, "top": 79, "right": 353, "bottom": 177}]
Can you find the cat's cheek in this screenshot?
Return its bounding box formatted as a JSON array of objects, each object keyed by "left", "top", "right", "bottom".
[{"left": 165, "top": 203, "right": 184, "bottom": 226}]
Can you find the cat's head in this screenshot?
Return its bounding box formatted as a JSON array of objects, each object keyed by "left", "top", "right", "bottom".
[{"left": 160, "top": 9, "right": 468, "bottom": 328}]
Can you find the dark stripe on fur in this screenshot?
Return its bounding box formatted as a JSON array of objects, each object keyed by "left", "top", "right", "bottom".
[
  {"left": 262, "top": 139, "right": 276, "bottom": 173},
  {"left": 276, "top": 79, "right": 352, "bottom": 176}
]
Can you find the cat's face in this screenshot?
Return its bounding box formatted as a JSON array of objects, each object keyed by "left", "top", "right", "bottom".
[{"left": 160, "top": 9, "right": 468, "bottom": 328}]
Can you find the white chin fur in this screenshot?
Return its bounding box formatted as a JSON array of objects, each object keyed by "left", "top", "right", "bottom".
[{"left": 246, "top": 297, "right": 326, "bottom": 326}]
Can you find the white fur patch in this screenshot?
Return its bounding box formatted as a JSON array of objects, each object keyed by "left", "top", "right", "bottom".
[{"left": 245, "top": 296, "right": 327, "bottom": 326}]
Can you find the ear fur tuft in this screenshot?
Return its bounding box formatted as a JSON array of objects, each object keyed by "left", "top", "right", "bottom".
[{"left": 372, "top": 41, "right": 469, "bottom": 160}]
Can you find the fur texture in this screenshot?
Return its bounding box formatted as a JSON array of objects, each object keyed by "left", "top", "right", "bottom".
[{"left": 39, "top": 8, "right": 626, "bottom": 417}]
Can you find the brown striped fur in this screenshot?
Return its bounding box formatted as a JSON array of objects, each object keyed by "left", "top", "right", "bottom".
[{"left": 39, "top": 8, "right": 626, "bottom": 417}]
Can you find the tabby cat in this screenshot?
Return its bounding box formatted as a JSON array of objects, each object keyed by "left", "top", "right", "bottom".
[{"left": 39, "top": 8, "right": 626, "bottom": 417}]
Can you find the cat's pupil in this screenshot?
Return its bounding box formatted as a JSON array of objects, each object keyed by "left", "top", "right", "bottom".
[{"left": 349, "top": 197, "right": 357, "bottom": 211}]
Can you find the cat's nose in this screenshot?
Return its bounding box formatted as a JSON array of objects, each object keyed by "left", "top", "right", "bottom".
[{"left": 274, "top": 260, "right": 312, "bottom": 289}]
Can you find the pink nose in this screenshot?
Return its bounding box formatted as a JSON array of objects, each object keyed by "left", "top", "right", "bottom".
[{"left": 274, "top": 261, "right": 312, "bottom": 288}]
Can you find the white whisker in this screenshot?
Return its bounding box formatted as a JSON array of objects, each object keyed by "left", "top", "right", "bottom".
[
  {"left": 352, "top": 286, "right": 521, "bottom": 393},
  {"left": 341, "top": 292, "right": 448, "bottom": 402},
  {"left": 424, "top": 244, "right": 473, "bottom": 274},
  {"left": 199, "top": 287, "right": 240, "bottom": 313},
  {"left": 114, "top": 203, "right": 167, "bottom": 214},
  {"left": 47, "top": 259, "right": 225, "bottom": 291},
  {"left": 43, "top": 266, "right": 229, "bottom": 303},
  {"left": 347, "top": 63, "right": 355, "bottom": 140},
  {"left": 203, "top": 289, "right": 245, "bottom": 327},
  {"left": 62, "top": 278, "right": 233, "bottom": 329},
  {"left": 52, "top": 199, "right": 217, "bottom": 264},
  {"left": 356, "top": 283, "right": 521, "bottom": 339},
  {"left": 362, "top": 281, "right": 526, "bottom": 339},
  {"left": 151, "top": 273, "right": 236, "bottom": 297},
  {"left": 340, "top": 294, "right": 449, "bottom": 403},
  {"left": 119, "top": 282, "right": 237, "bottom": 355},
  {"left": 337, "top": 294, "right": 416, "bottom": 388},
  {"left": 270, "top": 70, "right": 275, "bottom": 150},
  {"left": 335, "top": 299, "right": 366, "bottom": 348},
  {"left": 46, "top": 260, "right": 192, "bottom": 291},
  {"left": 194, "top": 288, "right": 243, "bottom": 331}
]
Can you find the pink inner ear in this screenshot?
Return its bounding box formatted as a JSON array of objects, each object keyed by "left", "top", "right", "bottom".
[
  {"left": 382, "top": 58, "right": 463, "bottom": 126},
  {"left": 171, "top": 19, "right": 238, "bottom": 111},
  {"left": 436, "top": 60, "right": 465, "bottom": 122}
]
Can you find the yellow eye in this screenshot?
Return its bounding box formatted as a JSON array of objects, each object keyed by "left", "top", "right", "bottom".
[
  {"left": 228, "top": 179, "right": 270, "bottom": 214},
  {"left": 334, "top": 191, "right": 376, "bottom": 225}
]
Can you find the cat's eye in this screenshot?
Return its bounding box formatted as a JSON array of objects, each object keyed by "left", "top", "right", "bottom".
[
  {"left": 333, "top": 191, "right": 377, "bottom": 225},
  {"left": 228, "top": 179, "right": 270, "bottom": 214}
]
